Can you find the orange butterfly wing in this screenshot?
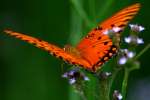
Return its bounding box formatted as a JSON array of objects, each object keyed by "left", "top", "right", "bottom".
[
  {"left": 76, "top": 3, "right": 141, "bottom": 71},
  {"left": 4, "top": 30, "right": 91, "bottom": 68},
  {"left": 4, "top": 3, "right": 141, "bottom": 72}
]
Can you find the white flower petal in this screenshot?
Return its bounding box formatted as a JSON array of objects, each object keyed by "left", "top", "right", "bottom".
[
  {"left": 121, "top": 49, "right": 128, "bottom": 52},
  {"left": 119, "top": 57, "right": 127, "bottom": 65},
  {"left": 105, "top": 72, "right": 112, "bottom": 76},
  {"left": 124, "top": 37, "right": 131, "bottom": 43},
  {"left": 127, "top": 51, "right": 135, "bottom": 58},
  {"left": 129, "top": 24, "right": 134, "bottom": 28},
  {"left": 62, "top": 73, "right": 68, "bottom": 78},
  {"left": 112, "top": 27, "right": 122, "bottom": 33},
  {"left": 137, "top": 38, "right": 144, "bottom": 44},
  {"left": 117, "top": 94, "right": 123, "bottom": 100},
  {"left": 139, "top": 26, "right": 145, "bottom": 31},
  {"left": 84, "top": 77, "right": 89, "bottom": 81},
  {"left": 69, "top": 78, "right": 76, "bottom": 84},
  {"left": 103, "top": 30, "right": 109, "bottom": 35}
]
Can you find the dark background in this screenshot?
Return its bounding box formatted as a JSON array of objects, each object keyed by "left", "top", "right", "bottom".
[{"left": 0, "top": 0, "right": 149, "bottom": 100}]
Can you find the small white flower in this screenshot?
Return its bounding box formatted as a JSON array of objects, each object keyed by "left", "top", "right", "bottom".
[
  {"left": 117, "top": 94, "right": 123, "bottom": 100},
  {"left": 69, "top": 78, "right": 76, "bottom": 84},
  {"left": 137, "top": 38, "right": 144, "bottom": 44},
  {"left": 103, "top": 29, "right": 109, "bottom": 35},
  {"left": 62, "top": 73, "right": 68, "bottom": 78},
  {"left": 113, "top": 90, "right": 123, "bottom": 100},
  {"left": 121, "top": 49, "right": 128, "bottom": 53},
  {"left": 62, "top": 70, "right": 89, "bottom": 84},
  {"left": 103, "top": 27, "right": 122, "bottom": 35},
  {"left": 139, "top": 26, "right": 145, "bottom": 31},
  {"left": 118, "top": 57, "right": 127, "bottom": 65},
  {"left": 68, "top": 70, "right": 75, "bottom": 76},
  {"left": 124, "top": 37, "right": 132, "bottom": 43},
  {"left": 129, "top": 24, "right": 145, "bottom": 32},
  {"left": 127, "top": 51, "right": 135, "bottom": 58},
  {"left": 129, "top": 24, "right": 134, "bottom": 28},
  {"left": 112, "top": 27, "right": 122, "bottom": 33},
  {"left": 105, "top": 72, "right": 112, "bottom": 76},
  {"left": 84, "top": 76, "right": 89, "bottom": 81}
]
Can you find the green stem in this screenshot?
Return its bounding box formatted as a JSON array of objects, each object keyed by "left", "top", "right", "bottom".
[
  {"left": 88, "top": 0, "right": 96, "bottom": 22},
  {"left": 108, "top": 68, "right": 120, "bottom": 99},
  {"left": 69, "top": 0, "right": 84, "bottom": 99},
  {"left": 121, "top": 67, "right": 129, "bottom": 100},
  {"left": 99, "top": 80, "right": 110, "bottom": 100},
  {"left": 70, "top": 0, "right": 94, "bottom": 28},
  {"left": 97, "top": 0, "right": 115, "bottom": 21},
  {"left": 134, "top": 43, "right": 150, "bottom": 60}
]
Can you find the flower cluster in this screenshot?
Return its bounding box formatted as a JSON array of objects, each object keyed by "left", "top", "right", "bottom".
[
  {"left": 118, "top": 24, "right": 145, "bottom": 65},
  {"left": 124, "top": 24, "right": 145, "bottom": 45},
  {"left": 62, "top": 69, "right": 89, "bottom": 84},
  {"left": 129, "top": 24, "right": 145, "bottom": 32},
  {"left": 118, "top": 49, "right": 135, "bottom": 65}
]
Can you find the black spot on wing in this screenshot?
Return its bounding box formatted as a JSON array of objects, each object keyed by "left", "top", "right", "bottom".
[
  {"left": 111, "top": 24, "right": 115, "bottom": 27},
  {"left": 97, "top": 37, "right": 102, "bottom": 40},
  {"left": 58, "top": 56, "right": 63, "bottom": 60},
  {"left": 104, "top": 42, "right": 108, "bottom": 45},
  {"left": 118, "top": 24, "right": 126, "bottom": 28}
]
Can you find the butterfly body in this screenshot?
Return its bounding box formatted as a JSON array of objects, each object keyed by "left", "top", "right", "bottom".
[{"left": 4, "top": 3, "right": 141, "bottom": 72}]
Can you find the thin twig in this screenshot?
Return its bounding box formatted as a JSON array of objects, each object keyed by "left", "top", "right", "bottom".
[{"left": 134, "top": 43, "right": 150, "bottom": 60}]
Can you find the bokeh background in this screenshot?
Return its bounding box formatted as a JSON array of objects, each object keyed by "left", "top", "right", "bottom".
[{"left": 0, "top": 0, "right": 149, "bottom": 100}]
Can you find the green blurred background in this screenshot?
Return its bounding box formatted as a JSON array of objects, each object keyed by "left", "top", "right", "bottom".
[{"left": 0, "top": 0, "right": 149, "bottom": 100}]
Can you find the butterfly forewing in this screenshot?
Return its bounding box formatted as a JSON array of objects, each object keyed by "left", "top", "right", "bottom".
[
  {"left": 4, "top": 30, "right": 91, "bottom": 68},
  {"left": 100, "top": 3, "right": 141, "bottom": 29}
]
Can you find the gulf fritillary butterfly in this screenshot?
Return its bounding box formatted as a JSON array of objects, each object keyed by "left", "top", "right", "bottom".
[{"left": 4, "top": 3, "right": 140, "bottom": 72}]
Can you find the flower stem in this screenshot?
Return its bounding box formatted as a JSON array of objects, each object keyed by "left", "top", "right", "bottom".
[
  {"left": 88, "top": 0, "right": 96, "bottom": 22},
  {"left": 134, "top": 43, "right": 150, "bottom": 60},
  {"left": 70, "top": 0, "right": 94, "bottom": 28},
  {"left": 108, "top": 68, "right": 120, "bottom": 98},
  {"left": 121, "top": 67, "right": 129, "bottom": 100},
  {"left": 99, "top": 79, "right": 110, "bottom": 100}
]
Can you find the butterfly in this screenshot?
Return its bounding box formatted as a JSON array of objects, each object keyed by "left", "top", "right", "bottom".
[{"left": 4, "top": 3, "right": 140, "bottom": 72}]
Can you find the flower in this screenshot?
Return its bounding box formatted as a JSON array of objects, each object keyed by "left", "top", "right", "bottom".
[
  {"left": 127, "top": 51, "right": 135, "bottom": 58},
  {"left": 99, "top": 72, "right": 112, "bottom": 79},
  {"left": 124, "top": 36, "right": 144, "bottom": 45},
  {"left": 103, "top": 29, "right": 111, "bottom": 35},
  {"left": 129, "top": 24, "right": 145, "bottom": 32},
  {"left": 105, "top": 72, "right": 112, "bottom": 76},
  {"left": 118, "top": 49, "right": 136, "bottom": 65},
  {"left": 62, "top": 69, "right": 89, "bottom": 84},
  {"left": 137, "top": 38, "right": 144, "bottom": 44},
  {"left": 83, "top": 76, "right": 89, "bottom": 81},
  {"left": 124, "top": 37, "right": 132, "bottom": 43},
  {"left": 112, "top": 27, "right": 122, "bottom": 33},
  {"left": 103, "top": 27, "right": 122, "bottom": 35},
  {"left": 118, "top": 57, "right": 127, "bottom": 65},
  {"left": 113, "top": 90, "right": 123, "bottom": 100},
  {"left": 69, "top": 78, "right": 76, "bottom": 84}
]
